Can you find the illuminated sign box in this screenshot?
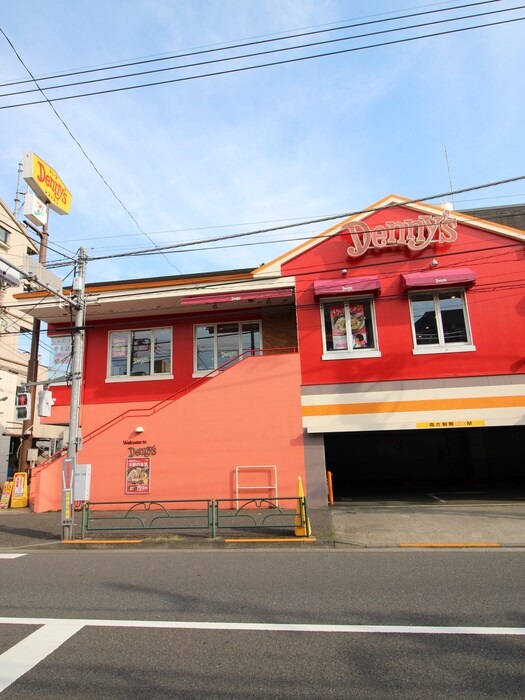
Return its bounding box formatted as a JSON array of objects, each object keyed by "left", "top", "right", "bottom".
[
  {"left": 23, "top": 190, "right": 49, "bottom": 226},
  {"left": 22, "top": 152, "right": 72, "bottom": 215}
]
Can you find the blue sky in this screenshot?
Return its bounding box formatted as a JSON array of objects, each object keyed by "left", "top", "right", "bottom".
[{"left": 1, "top": 0, "right": 524, "bottom": 285}]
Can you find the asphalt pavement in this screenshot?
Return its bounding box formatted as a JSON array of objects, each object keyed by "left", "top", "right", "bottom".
[{"left": 1, "top": 496, "right": 525, "bottom": 549}]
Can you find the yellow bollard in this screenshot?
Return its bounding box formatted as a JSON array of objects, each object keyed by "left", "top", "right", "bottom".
[{"left": 294, "top": 476, "right": 312, "bottom": 537}]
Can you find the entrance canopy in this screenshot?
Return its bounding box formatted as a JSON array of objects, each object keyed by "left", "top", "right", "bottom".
[
  {"left": 313, "top": 276, "right": 381, "bottom": 298},
  {"left": 402, "top": 267, "right": 476, "bottom": 290},
  {"left": 181, "top": 288, "right": 294, "bottom": 305}
]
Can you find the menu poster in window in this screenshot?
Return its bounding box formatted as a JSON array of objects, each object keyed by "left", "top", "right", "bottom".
[
  {"left": 330, "top": 305, "right": 348, "bottom": 350},
  {"left": 350, "top": 303, "right": 367, "bottom": 347},
  {"left": 112, "top": 334, "right": 128, "bottom": 358},
  {"left": 125, "top": 457, "right": 150, "bottom": 494}
]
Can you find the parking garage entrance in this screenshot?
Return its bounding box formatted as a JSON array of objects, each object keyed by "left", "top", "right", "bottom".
[{"left": 324, "top": 425, "right": 525, "bottom": 502}]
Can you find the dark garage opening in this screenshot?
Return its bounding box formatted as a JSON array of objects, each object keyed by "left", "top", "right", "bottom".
[{"left": 325, "top": 425, "right": 525, "bottom": 501}]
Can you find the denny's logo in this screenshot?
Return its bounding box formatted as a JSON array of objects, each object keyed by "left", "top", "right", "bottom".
[
  {"left": 22, "top": 151, "right": 72, "bottom": 215},
  {"left": 342, "top": 215, "right": 457, "bottom": 258}
]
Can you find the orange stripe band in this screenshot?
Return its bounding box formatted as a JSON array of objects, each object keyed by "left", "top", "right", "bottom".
[{"left": 302, "top": 395, "right": 525, "bottom": 417}]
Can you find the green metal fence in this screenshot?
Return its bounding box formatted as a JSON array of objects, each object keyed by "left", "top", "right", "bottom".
[
  {"left": 212, "top": 497, "right": 308, "bottom": 537},
  {"left": 80, "top": 496, "right": 308, "bottom": 539},
  {"left": 81, "top": 499, "right": 214, "bottom": 538}
]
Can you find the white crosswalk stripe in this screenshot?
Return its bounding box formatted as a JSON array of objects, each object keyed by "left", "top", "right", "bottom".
[{"left": 0, "top": 623, "right": 83, "bottom": 693}]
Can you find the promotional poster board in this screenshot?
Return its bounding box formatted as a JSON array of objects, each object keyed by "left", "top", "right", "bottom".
[
  {"left": 125, "top": 457, "right": 150, "bottom": 495},
  {"left": 0, "top": 481, "right": 13, "bottom": 509},
  {"left": 10, "top": 472, "right": 28, "bottom": 508}
]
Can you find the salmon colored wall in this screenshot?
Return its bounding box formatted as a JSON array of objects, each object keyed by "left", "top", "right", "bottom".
[
  {"left": 31, "top": 354, "right": 305, "bottom": 512},
  {"left": 282, "top": 206, "right": 525, "bottom": 385}
]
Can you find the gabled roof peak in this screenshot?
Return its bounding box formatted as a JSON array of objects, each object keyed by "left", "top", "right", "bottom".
[{"left": 253, "top": 194, "right": 525, "bottom": 278}]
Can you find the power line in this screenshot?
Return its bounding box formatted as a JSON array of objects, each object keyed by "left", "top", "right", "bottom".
[
  {"left": 1, "top": 2, "right": 517, "bottom": 99},
  {"left": 22, "top": 227, "right": 78, "bottom": 262},
  {"left": 52, "top": 190, "right": 525, "bottom": 246},
  {"left": 0, "top": 0, "right": 502, "bottom": 89},
  {"left": 80, "top": 174, "right": 525, "bottom": 263},
  {"left": 39, "top": 177, "right": 525, "bottom": 272},
  {"left": 1, "top": 14, "right": 524, "bottom": 109},
  {"left": 0, "top": 30, "right": 182, "bottom": 274},
  {"left": 41, "top": 204, "right": 525, "bottom": 262}
]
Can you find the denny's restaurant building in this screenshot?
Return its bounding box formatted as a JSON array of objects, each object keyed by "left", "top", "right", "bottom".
[
  {"left": 259, "top": 195, "right": 525, "bottom": 503},
  {"left": 23, "top": 196, "right": 525, "bottom": 511}
]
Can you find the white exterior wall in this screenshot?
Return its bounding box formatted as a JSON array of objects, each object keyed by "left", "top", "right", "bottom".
[{"left": 301, "top": 375, "right": 525, "bottom": 433}]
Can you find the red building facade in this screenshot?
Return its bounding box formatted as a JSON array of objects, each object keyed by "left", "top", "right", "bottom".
[{"left": 25, "top": 196, "right": 525, "bottom": 511}]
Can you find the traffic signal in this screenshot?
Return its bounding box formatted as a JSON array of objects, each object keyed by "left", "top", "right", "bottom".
[{"left": 15, "top": 389, "right": 31, "bottom": 421}]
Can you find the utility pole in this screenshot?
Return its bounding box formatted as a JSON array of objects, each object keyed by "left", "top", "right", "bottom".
[
  {"left": 61, "top": 247, "right": 87, "bottom": 540},
  {"left": 19, "top": 206, "right": 49, "bottom": 472}
]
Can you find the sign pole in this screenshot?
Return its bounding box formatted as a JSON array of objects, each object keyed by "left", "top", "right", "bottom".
[
  {"left": 19, "top": 206, "right": 49, "bottom": 472},
  {"left": 61, "top": 247, "right": 87, "bottom": 540}
]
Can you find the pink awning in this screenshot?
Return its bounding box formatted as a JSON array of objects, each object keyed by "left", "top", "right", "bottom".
[
  {"left": 402, "top": 267, "right": 476, "bottom": 290},
  {"left": 313, "top": 276, "right": 381, "bottom": 299},
  {"left": 181, "top": 287, "right": 294, "bottom": 305}
]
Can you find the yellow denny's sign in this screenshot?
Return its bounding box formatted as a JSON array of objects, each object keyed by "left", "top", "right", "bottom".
[{"left": 22, "top": 152, "right": 72, "bottom": 215}]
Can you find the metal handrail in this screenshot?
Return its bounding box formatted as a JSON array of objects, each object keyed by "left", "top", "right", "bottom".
[
  {"left": 35, "top": 346, "right": 297, "bottom": 471},
  {"left": 83, "top": 346, "right": 297, "bottom": 443}
]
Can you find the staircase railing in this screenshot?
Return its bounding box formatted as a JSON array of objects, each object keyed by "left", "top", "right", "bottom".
[{"left": 35, "top": 346, "right": 297, "bottom": 470}]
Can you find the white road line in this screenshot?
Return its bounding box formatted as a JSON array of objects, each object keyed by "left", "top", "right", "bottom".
[
  {"left": 0, "top": 623, "right": 83, "bottom": 693},
  {"left": 1, "top": 617, "right": 525, "bottom": 636},
  {"left": 0, "top": 554, "right": 27, "bottom": 559}
]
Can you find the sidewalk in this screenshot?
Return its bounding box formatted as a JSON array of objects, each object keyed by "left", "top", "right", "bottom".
[
  {"left": 0, "top": 507, "right": 333, "bottom": 550},
  {"left": 1, "top": 501, "right": 524, "bottom": 550},
  {"left": 330, "top": 501, "right": 525, "bottom": 548}
]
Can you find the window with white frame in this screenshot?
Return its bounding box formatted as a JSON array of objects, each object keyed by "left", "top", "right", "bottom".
[
  {"left": 409, "top": 289, "right": 474, "bottom": 352},
  {"left": 108, "top": 328, "right": 172, "bottom": 378},
  {"left": 321, "top": 297, "right": 379, "bottom": 358},
  {"left": 194, "top": 322, "right": 261, "bottom": 373},
  {"left": 0, "top": 225, "right": 8, "bottom": 245}
]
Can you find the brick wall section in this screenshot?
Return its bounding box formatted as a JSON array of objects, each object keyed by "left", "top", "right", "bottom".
[{"left": 261, "top": 307, "right": 298, "bottom": 352}]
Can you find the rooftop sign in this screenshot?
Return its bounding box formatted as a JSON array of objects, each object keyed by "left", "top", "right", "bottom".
[
  {"left": 22, "top": 152, "right": 72, "bottom": 215},
  {"left": 342, "top": 215, "right": 457, "bottom": 258}
]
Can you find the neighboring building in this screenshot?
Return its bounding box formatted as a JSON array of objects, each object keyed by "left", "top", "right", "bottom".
[
  {"left": 0, "top": 197, "right": 66, "bottom": 484},
  {"left": 20, "top": 195, "right": 525, "bottom": 512}
]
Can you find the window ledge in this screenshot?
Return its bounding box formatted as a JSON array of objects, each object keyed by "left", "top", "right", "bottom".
[
  {"left": 412, "top": 345, "right": 476, "bottom": 356},
  {"left": 322, "top": 350, "right": 381, "bottom": 361},
  {"left": 192, "top": 370, "right": 220, "bottom": 379},
  {"left": 106, "top": 374, "right": 173, "bottom": 383}
]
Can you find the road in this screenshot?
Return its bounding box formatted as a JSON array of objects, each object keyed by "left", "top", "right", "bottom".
[{"left": 1, "top": 549, "right": 524, "bottom": 698}]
